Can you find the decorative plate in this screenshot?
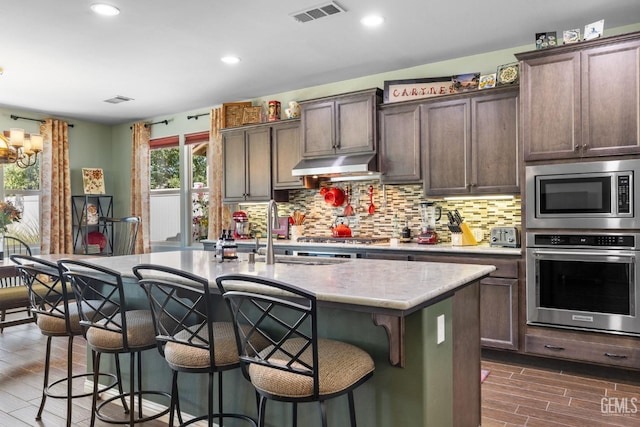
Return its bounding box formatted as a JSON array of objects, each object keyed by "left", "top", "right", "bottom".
[{"left": 496, "top": 63, "right": 519, "bottom": 86}]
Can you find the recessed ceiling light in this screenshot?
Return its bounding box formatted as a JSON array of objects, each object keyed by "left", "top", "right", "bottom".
[
  {"left": 361, "top": 14, "right": 384, "bottom": 27},
  {"left": 221, "top": 56, "right": 241, "bottom": 64},
  {"left": 91, "top": 4, "right": 120, "bottom": 16}
]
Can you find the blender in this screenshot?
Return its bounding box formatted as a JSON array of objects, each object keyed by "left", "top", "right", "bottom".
[{"left": 417, "top": 201, "right": 442, "bottom": 244}]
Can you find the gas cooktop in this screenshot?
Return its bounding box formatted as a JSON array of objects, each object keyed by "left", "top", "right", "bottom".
[{"left": 296, "top": 236, "right": 390, "bottom": 245}]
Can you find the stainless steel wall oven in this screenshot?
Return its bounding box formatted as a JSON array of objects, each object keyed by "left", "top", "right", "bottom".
[{"left": 526, "top": 232, "right": 640, "bottom": 335}]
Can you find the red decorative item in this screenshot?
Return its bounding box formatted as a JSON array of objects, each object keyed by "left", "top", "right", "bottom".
[
  {"left": 324, "top": 187, "right": 345, "bottom": 207},
  {"left": 268, "top": 101, "right": 281, "bottom": 122},
  {"left": 87, "top": 231, "right": 107, "bottom": 251}
]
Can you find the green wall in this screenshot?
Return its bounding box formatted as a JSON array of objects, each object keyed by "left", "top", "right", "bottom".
[
  {"left": 3, "top": 23, "right": 638, "bottom": 218},
  {"left": 0, "top": 107, "right": 113, "bottom": 196}
]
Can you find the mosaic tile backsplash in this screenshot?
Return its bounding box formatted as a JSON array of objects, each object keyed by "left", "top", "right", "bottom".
[{"left": 229, "top": 182, "right": 521, "bottom": 243}]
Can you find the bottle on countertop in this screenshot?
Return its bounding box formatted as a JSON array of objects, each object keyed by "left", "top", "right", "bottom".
[{"left": 401, "top": 221, "right": 412, "bottom": 243}]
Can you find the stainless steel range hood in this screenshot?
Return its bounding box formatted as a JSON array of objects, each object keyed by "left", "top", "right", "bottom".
[{"left": 291, "top": 153, "right": 379, "bottom": 180}]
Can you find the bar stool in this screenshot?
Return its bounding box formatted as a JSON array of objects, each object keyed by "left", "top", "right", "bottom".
[
  {"left": 216, "top": 273, "right": 375, "bottom": 427},
  {"left": 10, "top": 255, "right": 119, "bottom": 427},
  {"left": 133, "top": 264, "right": 260, "bottom": 427},
  {"left": 58, "top": 259, "right": 171, "bottom": 427}
]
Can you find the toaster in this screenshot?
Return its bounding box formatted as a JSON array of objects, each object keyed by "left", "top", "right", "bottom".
[{"left": 490, "top": 226, "right": 520, "bottom": 248}]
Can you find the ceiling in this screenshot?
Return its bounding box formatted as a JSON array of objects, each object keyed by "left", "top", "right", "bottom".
[{"left": 1, "top": 1, "right": 639, "bottom": 126}]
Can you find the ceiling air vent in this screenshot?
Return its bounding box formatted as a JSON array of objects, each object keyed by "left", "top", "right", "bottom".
[
  {"left": 291, "top": 2, "right": 346, "bottom": 23},
  {"left": 103, "top": 95, "right": 134, "bottom": 104}
]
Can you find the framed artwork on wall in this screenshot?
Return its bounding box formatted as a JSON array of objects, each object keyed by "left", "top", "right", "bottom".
[{"left": 82, "top": 168, "right": 105, "bottom": 194}]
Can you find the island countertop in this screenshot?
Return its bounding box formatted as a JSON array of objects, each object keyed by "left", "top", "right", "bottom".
[
  {"left": 84, "top": 250, "right": 495, "bottom": 315},
  {"left": 69, "top": 250, "right": 490, "bottom": 425}
]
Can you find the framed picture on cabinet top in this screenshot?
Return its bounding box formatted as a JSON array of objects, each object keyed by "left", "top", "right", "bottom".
[
  {"left": 242, "top": 106, "right": 263, "bottom": 125},
  {"left": 452, "top": 72, "right": 480, "bottom": 92},
  {"left": 222, "top": 102, "right": 252, "bottom": 128},
  {"left": 496, "top": 63, "right": 519, "bottom": 86},
  {"left": 478, "top": 73, "right": 496, "bottom": 90},
  {"left": 535, "top": 32, "right": 557, "bottom": 49},
  {"left": 82, "top": 168, "right": 105, "bottom": 194},
  {"left": 584, "top": 19, "right": 604, "bottom": 41},
  {"left": 563, "top": 28, "right": 581, "bottom": 44},
  {"left": 383, "top": 77, "right": 455, "bottom": 103}
]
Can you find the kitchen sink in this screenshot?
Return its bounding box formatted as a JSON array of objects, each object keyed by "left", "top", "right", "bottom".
[{"left": 254, "top": 256, "right": 350, "bottom": 266}]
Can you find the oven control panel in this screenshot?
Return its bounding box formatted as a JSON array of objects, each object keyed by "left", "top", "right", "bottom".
[{"left": 531, "top": 233, "right": 636, "bottom": 248}]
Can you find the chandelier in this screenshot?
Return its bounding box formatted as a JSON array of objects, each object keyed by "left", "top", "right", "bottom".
[{"left": 0, "top": 128, "right": 43, "bottom": 168}]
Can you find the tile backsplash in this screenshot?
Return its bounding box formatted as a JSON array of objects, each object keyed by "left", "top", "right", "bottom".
[{"left": 229, "top": 182, "right": 521, "bottom": 243}]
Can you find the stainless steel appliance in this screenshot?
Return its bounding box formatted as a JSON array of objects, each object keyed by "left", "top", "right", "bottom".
[
  {"left": 526, "top": 231, "right": 640, "bottom": 335},
  {"left": 490, "top": 226, "right": 520, "bottom": 248},
  {"left": 525, "top": 159, "right": 640, "bottom": 229}
]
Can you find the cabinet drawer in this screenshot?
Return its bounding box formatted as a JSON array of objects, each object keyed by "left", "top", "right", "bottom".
[
  {"left": 525, "top": 334, "right": 640, "bottom": 369},
  {"left": 411, "top": 255, "right": 518, "bottom": 278}
]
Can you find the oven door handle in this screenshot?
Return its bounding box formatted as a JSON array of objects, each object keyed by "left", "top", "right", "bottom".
[{"left": 530, "top": 249, "right": 637, "bottom": 262}]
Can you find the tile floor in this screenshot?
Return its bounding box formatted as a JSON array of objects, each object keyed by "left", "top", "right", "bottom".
[{"left": 2, "top": 321, "right": 640, "bottom": 426}]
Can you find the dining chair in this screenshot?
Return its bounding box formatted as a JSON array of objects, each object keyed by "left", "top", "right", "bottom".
[
  {"left": 0, "top": 236, "right": 33, "bottom": 331},
  {"left": 100, "top": 216, "right": 140, "bottom": 256},
  {"left": 11, "top": 254, "right": 119, "bottom": 427},
  {"left": 58, "top": 258, "right": 171, "bottom": 426},
  {"left": 134, "top": 264, "right": 260, "bottom": 427},
  {"left": 216, "top": 273, "right": 375, "bottom": 427}
]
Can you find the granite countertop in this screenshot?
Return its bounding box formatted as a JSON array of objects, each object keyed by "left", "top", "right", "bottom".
[
  {"left": 84, "top": 250, "right": 495, "bottom": 313},
  {"left": 232, "top": 239, "right": 522, "bottom": 256}
]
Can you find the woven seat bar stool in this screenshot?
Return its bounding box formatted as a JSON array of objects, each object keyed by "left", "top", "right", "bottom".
[
  {"left": 134, "top": 264, "right": 259, "bottom": 427},
  {"left": 10, "top": 255, "right": 119, "bottom": 427},
  {"left": 216, "top": 273, "right": 375, "bottom": 427},
  {"left": 0, "top": 236, "right": 33, "bottom": 331},
  {"left": 58, "top": 259, "right": 171, "bottom": 427}
]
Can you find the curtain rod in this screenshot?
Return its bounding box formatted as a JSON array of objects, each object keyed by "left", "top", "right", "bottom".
[
  {"left": 10, "top": 114, "right": 75, "bottom": 128},
  {"left": 129, "top": 119, "right": 170, "bottom": 130},
  {"left": 187, "top": 112, "right": 210, "bottom": 120},
  {"left": 145, "top": 119, "right": 169, "bottom": 128}
]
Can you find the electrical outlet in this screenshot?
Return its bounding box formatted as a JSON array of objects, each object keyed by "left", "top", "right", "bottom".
[{"left": 437, "top": 314, "right": 445, "bottom": 344}]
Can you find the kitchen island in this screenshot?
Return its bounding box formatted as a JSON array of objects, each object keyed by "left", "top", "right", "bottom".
[{"left": 84, "top": 250, "right": 494, "bottom": 427}]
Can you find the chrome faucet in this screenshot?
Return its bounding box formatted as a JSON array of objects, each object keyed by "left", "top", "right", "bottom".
[{"left": 266, "top": 199, "right": 279, "bottom": 265}]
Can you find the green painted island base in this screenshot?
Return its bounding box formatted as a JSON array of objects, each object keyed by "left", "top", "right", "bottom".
[{"left": 92, "top": 280, "right": 480, "bottom": 427}]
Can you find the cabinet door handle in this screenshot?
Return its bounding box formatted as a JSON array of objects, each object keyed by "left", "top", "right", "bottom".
[
  {"left": 544, "top": 344, "right": 565, "bottom": 351},
  {"left": 604, "top": 352, "right": 628, "bottom": 359},
  {"left": 582, "top": 144, "right": 589, "bottom": 150},
  {"left": 574, "top": 144, "right": 580, "bottom": 152}
]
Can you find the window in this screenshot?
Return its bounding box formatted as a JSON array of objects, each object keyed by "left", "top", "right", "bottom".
[
  {"left": 1, "top": 160, "right": 41, "bottom": 246},
  {"left": 186, "top": 132, "right": 210, "bottom": 243},
  {"left": 149, "top": 132, "right": 209, "bottom": 247},
  {"left": 150, "top": 136, "right": 180, "bottom": 245}
]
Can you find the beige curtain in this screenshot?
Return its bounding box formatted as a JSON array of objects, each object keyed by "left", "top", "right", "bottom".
[
  {"left": 39, "top": 119, "right": 72, "bottom": 255},
  {"left": 130, "top": 122, "right": 151, "bottom": 253},
  {"left": 208, "top": 108, "right": 228, "bottom": 240}
]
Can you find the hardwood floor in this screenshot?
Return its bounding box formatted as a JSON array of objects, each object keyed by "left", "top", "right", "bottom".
[
  {"left": 0, "top": 321, "right": 168, "bottom": 426},
  {"left": 2, "top": 321, "right": 640, "bottom": 426},
  {"left": 481, "top": 352, "right": 640, "bottom": 426}
]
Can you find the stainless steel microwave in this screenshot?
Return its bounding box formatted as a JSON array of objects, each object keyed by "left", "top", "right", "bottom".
[{"left": 526, "top": 159, "right": 640, "bottom": 229}]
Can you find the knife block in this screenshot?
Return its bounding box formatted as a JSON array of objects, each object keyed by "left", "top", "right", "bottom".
[{"left": 452, "top": 223, "right": 478, "bottom": 246}]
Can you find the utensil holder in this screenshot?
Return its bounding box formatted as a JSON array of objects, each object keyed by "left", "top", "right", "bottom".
[{"left": 290, "top": 225, "right": 304, "bottom": 242}]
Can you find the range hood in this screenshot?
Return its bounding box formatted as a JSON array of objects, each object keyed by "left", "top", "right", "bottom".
[{"left": 291, "top": 153, "right": 379, "bottom": 180}]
